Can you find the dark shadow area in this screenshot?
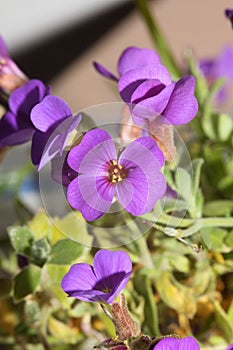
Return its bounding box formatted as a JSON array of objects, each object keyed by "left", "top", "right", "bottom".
[{"left": 13, "top": 1, "right": 136, "bottom": 83}]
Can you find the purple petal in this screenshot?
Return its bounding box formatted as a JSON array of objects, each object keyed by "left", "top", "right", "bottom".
[
  {"left": 68, "top": 129, "right": 116, "bottom": 173},
  {"left": 36, "top": 114, "right": 82, "bottom": 171},
  {"left": 131, "top": 82, "right": 175, "bottom": 124},
  {"left": 226, "top": 344, "right": 233, "bottom": 350},
  {"left": 31, "top": 130, "right": 51, "bottom": 166},
  {"left": 162, "top": 75, "right": 198, "bottom": 125},
  {"left": 0, "top": 111, "right": 34, "bottom": 147},
  {"left": 117, "top": 46, "right": 160, "bottom": 76},
  {"left": 116, "top": 137, "right": 166, "bottom": 215},
  {"left": 178, "top": 337, "right": 200, "bottom": 350},
  {"left": 93, "top": 61, "right": 118, "bottom": 81},
  {"left": 0, "top": 36, "right": 8, "bottom": 57},
  {"left": 93, "top": 250, "right": 132, "bottom": 281},
  {"left": 61, "top": 263, "right": 97, "bottom": 296},
  {"left": 119, "top": 64, "right": 171, "bottom": 102},
  {"left": 67, "top": 288, "right": 114, "bottom": 303},
  {"left": 153, "top": 338, "right": 179, "bottom": 350},
  {"left": 67, "top": 175, "right": 113, "bottom": 221},
  {"left": 31, "top": 95, "right": 72, "bottom": 132},
  {"left": 51, "top": 151, "right": 78, "bottom": 187},
  {"left": 9, "top": 79, "right": 50, "bottom": 117}
]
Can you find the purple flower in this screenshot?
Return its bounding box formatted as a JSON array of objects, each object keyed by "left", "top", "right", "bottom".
[
  {"left": 199, "top": 46, "right": 233, "bottom": 104},
  {"left": 0, "top": 79, "right": 50, "bottom": 147},
  {"left": 61, "top": 249, "right": 132, "bottom": 304},
  {"left": 93, "top": 46, "right": 160, "bottom": 82},
  {"left": 118, "top": 65, "right": 198, "bottom": 126},
  {"left": 67, "top": 128, "right": 166, "bottom": 221},
  {"left": 51, "top": 150, "right": 78, "bottom": 187},
  {"left": 153, "top": 336, "right": 200, "bottom": 350},
  {"left": 0, "top": 35, "right": 27, "bottom": 93},
  {"left": 30, "top": 95, "right": 82, "bottom": 170},
  {"left": 227, "top": 345, "right": 233, "bottom": 350}
]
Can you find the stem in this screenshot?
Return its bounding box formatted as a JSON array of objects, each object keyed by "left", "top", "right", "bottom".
[
  {"left": 136, "top": 0, "right": 181, "bottom": 78},
  {"left": 181, "top": 217, "right": 233, "bottom": 238},
  {"left": 136, "top": 234, "right": 154, "bottom": 268},
  {"left": 142, "top": 211, "right": 194, "bottom": 228}
]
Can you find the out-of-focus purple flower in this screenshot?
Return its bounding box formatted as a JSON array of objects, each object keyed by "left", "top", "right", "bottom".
[
  {"left": 226, "top": 344, "right": 233, "bottom": 350},
  {"left": 93, "top": 46, "right": 160, "bottom": 82},
  {"left": 118, "top": 65, "right": 198, "bottom": 126},
  {"left": 199, "top": 46, "right": 233, "bottom": 104},
  {"left": 153, "top": 336, "right": 200, "bottom": 350},
  {"left": 225, "top": 9, "right": 233, "bottom": 25},
  {"left": 30, "top": 95, "right": 82, "bottom": 170},
  {"left": 61, "top": 249, "right": 132, "bottom": 304},
  {"left": 0, "top": 79, "right": 50, "bottom": 147},
  {"left": 67, "top": 128, "right": 166, "bottom": 221},
  {"left": 0, "top": 35, "right": 27, "bottom": 93}
]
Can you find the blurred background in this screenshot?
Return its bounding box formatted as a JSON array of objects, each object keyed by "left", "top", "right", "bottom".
[
  {"left": 0, "top": 0, "right": 233, "bottom": 231},
  {"left": 1, "top": 0, "right": 233, "bottom": 111}
]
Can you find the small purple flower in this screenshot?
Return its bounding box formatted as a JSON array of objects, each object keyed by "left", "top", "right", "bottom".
[
  {"left": 0, "top": 79, "right": 50, "bottom": 147},
  {"left": 0, "top": 35, "right": 27, "bottom": 93},
  {"left": 67, "top": 128, "right": 166, "bottom": 221},
  {"left": 30, "top": 95, "right": 82, "bottom": 170},
  {"left": 226, "top": 344, "right": 233, "bottom": 350},
  {"left": 118, "top": 65, "right": 198, "bottom": 126},
  {"left": 153, "top": 336, "right": 200, "bottom": 350},
  {"left": 93, "top": 46, "right": 160, "bottom": 82},
  {"left": 199, "top": 46, "right": 233, "bottom": 104},
  {"left": 61, "top": 249, "right": 132, "bottom": 304}
]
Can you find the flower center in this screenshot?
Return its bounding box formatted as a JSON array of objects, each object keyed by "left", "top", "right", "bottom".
[{"left": 108, "top": 160, "right": 127, "bottom": 183}]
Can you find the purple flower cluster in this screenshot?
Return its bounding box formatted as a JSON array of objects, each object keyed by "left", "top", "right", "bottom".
[
  {"left": 94, "top": 46, "right": 198, "bottom": 127},
  {"left": 61, "top": 249, "right": 132, "bottom": 304}
]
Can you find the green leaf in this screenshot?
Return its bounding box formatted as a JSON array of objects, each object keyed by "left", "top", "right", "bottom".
[
  {"left": 133, "top": 271, "right": 161, "bottom": 336},
  {"left": 54, "top": 211, "right": 92, "bottom": 246},
  {"left": 155, "top": 271, "right": 196, "bottom": 318},
  {"left": 175, "top": 167, "right": 192, "bottom": 202},
  {"left": 189, "top": 158, "right": 204, "bottom": 218},
  {"left": 217, "top": 113, "right": 233, "bottom": 142},
  {"left": 225, "top": 230, "right": 233, "bottom": 249},
  {"left": 49, "top": 239, "right": 85, "bottom": 265},
  {"left": 27, "top": 211, "right": 52, "bottom": 240},
  {"left": 201, "top": 227, "right": 228, "bottom": 252},
  {"left": 14, "top": 265, "right": 41, "bottom": 302},
  {"left": 203, "top": 200, "right": 233, "bottom": 217},
  {"left": 30, "top": 238, "right": 51, "bottom": 266},
  {"left": 213, "top": 301, "right": 233, "bottom": 343},
  {"left": 8, "top": 226, "right": 33, "bottom": 256},
  {"left": 0, "top": 277, "right": 13, "bottom": 298}
]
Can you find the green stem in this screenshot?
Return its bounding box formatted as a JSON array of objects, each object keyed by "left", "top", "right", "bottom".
[
  {"left": 181, "top": 217, "right": 233, "bottom": 238},
  {"left": 136, "top": 0, "right": 181, "bottom": 78},
  {"left": 145, "top": 212, "right": 233, "bottom": 239},
  {"left": 136, "top": 234, "right": 154, "bottom": 268}
]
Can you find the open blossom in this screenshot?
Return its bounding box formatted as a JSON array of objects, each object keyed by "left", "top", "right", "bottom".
[
  {"left": 153, "top": 336, "right": 200, "bottom": 350},
  {"left": 61, "top": 249, "right": 132, "bottom": 304},
  {"left": 94, "top": 46, "right": 198, "bottom": 126},
  {"left": 199, "top": 46, "right": 233, "bottom": 104},
  {"left": 93, "top": 46, "right": 160, "bottom": 82},
  {"left": 0, "top": 79, "right": 50, "bottom": 147},
  {"left": 67, "top": 128, "right": 166, "bottom": 221},
  {"left": 118, "top": 65, "right": 198, "bottom": 126},
  {"left": 30, "top": 95, "right": 81, "bottom": 170},
  {"left": 0, "top": 35, "right": 27, "bottom": 93}
]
